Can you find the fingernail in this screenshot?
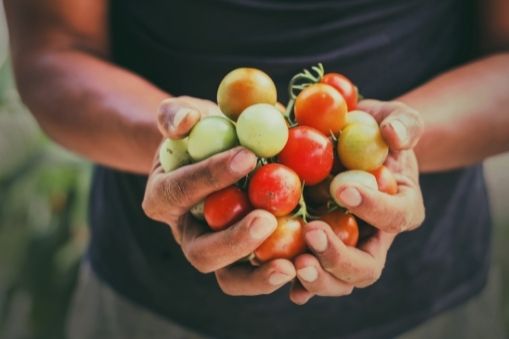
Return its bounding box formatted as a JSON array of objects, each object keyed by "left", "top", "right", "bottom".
[
  {"left": 172, "top": 108, "right": 190, "bottom": 129},
  {"left": 338, "top": 187, "right": 362, "bottom": 207},
  {"left": 297, "top": 267, "right": 318, "bottom": 283},
  {"left": 249, "top": 216, "right": 277, "bottom": 240},
  {"left": 230, "top": 149, "right": 256, "bottom": 174},
  {"left": 306, "top": 230, "right": 328, "bottom": 252},
  {"left": 389, "top": 119, "right": 409, "bottom": 145},
  {"left": 269, "top": 272, "right": 291, "bottom": 286}
]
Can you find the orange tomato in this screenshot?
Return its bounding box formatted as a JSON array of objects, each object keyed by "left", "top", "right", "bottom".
[{"left": 320, "top": 210, "right": 359, "bottom": 247}]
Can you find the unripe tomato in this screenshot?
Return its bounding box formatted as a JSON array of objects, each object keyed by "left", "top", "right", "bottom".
[
  {"left": 187, "top": 116, "right": 238, "bottom": 161},
  {"left": 346, "top": 110, "right": 378, "bottom": 128},
  {"left": 248, "top": 164, "right": 301, "bottom": 217},
  {"left": 330, "top": 170, "right": 378, "bottom": 208},
  {"left": 338, "top": 124, "right": 388, "bottom": 171},
  {"left": 371, "top": 165, "right": 398, "bottom": 195},
  {"left": 321, "top": 73, "right": 358, "bottom": 111},
  {"left": 159, "top": 138, "right": 191, "bottom": 172},
  {"left": 204, "top": 186, "right": 252, "bottom": 231},
  {"left": 217, "top": 68, "right": 277, "bottom": 121},
  {"left": 295, "top": 83, "right": 348, "bottom": 135},
  {"left": 254, "top": 216, "right": 306, "bottom": 263},
  {"left": 319, "top": 210, "right": 359, "bottom": 247},
  {"left": 236, "top": 103, "right": 289, "bottom": 158},
  {"left": 278, "top": 126, "right": 333, "bottom": 185}
]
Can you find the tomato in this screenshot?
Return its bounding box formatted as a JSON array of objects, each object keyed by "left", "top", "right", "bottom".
[
  {"left": 371, "top": 165, "right": 398, "bottom": 195},
  {"left": 330, "top": 170, "right": 378, "bottom": 207},
  {"left": 236, "top": 103, "right": 289, "bottom": 158},
  {"left": 204, "top": 186, "right": 252, "bottom": 231},
  {"left": 321, "top": 73, "right": 358, "bottom": 111},
  {"left": 346, "top": 110, "right": 378, "bottom": 128},
  {"left": 275, "top": 102, "right": 287, "bottom": 114},
  {"left": 254, "top": 216, "right": 306, "bottom": 263},
  {"left": 295, "top": 83, "right": 348, "bottom": 135},
  {"left": 187, "top": 116, "right": 238, "bottom": 161},
  {"left": 217, "top": 68, "right": 277, "bottom": 121},
  {"left": 278, "top": 126, "right": 333, "bottom": 185},
  {"left": 248, "top": 163, "right": 301, "bottom": 217},
  {"left": 304, "top": 175, "right": 333, "bottom": 207},
  {"left": 338, "top": 124, "right": 388, "bottom": 171},
  {"left": 320, "top": 210, "right": 359, "bottom": 247},
  {"left": 159, "top": 138, "right": 191, "bottom": 172}
]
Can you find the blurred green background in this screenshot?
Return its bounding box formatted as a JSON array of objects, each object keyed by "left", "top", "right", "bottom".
[{"left": 0, "top": 3, "right": 509, "bottom": 339}]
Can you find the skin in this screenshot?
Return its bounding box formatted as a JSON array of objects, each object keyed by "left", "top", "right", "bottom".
[{"left": 4, "top": 0, "right": 509, "bottom": 303}]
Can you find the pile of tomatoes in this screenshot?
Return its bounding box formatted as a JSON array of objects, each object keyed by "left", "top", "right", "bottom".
[{"left": 159, "top": 64, "right": 397, "bottom": 264}]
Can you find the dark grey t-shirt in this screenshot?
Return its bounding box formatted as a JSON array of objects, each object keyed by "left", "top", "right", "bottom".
[{"left": 88, "top": 1, "right": 491, "bottom": 338}]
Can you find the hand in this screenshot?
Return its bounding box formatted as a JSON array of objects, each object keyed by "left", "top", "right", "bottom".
[
  {"left": 142, "top": 96, "right": 296, "bottom": 296},
  {"left": 290, "top": 100, "right": 426, "bottom": 304}
]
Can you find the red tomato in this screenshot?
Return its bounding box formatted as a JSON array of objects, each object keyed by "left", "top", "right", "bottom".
[
  {"left": 248, "top": 164, "right": 301, "bottom": 217},
  {"left": 321, "top": 73, "right": 358, "bottom": 111},
  {"left": 371, "top": 166, "right": 398, "bottom": 195},
  {"left": 320, "top": 210, "right": 359, "bottom": 247},
  {"left": 278, "top": 126, "right": 333, "bottom": 185},
  {"left": 204, "top": 186, "right": 252, "bottom": 231},
  {"left": 254, "top": 216, "right": 306, "bottom": 262},
  {"left": 294, "top": 83, "right": 348, "bottom": 135}
]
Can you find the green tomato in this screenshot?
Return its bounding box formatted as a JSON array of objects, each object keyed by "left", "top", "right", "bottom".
[
  {"left": 159, "top": 138, "right": 191, "bottom": 172},
  {"left": 236, "top": 103, "right": 288, "bottom": 158},
  {"left": 187, "top": 116, "right": 238, "bottom": 161}
]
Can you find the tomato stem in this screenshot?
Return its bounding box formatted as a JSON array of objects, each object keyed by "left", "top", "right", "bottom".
[{"left": 293, "top": 183, "right": 310, "bottom": 223}]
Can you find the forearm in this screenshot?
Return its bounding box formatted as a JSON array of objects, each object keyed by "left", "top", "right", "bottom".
[
  {"left": 398, "top": 53, "right": 509, "bottom": 172},
  {"left": 13, "top": 49, "right": 167, "bottom": 174}
]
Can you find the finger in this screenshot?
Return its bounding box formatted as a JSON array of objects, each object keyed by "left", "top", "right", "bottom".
[
  {"left": 215, "top": 259, "right": 295, "bottom": 296},
  {"left": 143, "top": 147, "right": 256, "bottom": 220},
  {"left": 181, "top": 210, "right": 278, "bottom": 273},
  {"left": 330, "top": 177, "right": 425, "bottom": 233},
  {"left": 303, "top": 221, "right": 383, "bottom": 286},
  {"left": 289, "top": 279, "right": 314, "bottom": 305},
  {"left": 157, "top": 98, "right": 202, "bottom": 139},
  {"left": 356, "top": 99, "right": 423, "bottom": 150},
  {"left": 294, "top": 254, "right": 354, "bottom": 297}
]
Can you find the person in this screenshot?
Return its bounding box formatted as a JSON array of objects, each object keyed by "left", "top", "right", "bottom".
[{"left": 4, "top": 0, "right": 509, "bottom": 338}]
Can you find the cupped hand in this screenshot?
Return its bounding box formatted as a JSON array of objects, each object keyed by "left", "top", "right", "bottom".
[
  {"left": 290, "top": 99, "right": 426, "bottom": 304},
  {"left": 142, "top": 97, "right": 296, "bottom": 296}
]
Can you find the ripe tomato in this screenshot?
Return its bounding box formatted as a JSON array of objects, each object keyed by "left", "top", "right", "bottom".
[
  {"left": 320, "top": 210, "right": 359, "bottom": 247},
  {"left": 278, "top": 126, "right": 333, "bottom": 185},
  {"left": 330, "top": 170, "right": 378, "bottom": 208},
  {"left": 248, "top": 164, "right": 301, "bottom": 217},
  {"left": 217, "top": 68, "right": 277, "bottom": 121},
  {"left": 371, "top": 165, "right": 398, "bottom": 195},
  {"left": 338, "top": 123, "right": 388, "bottom": 171},
  {"left": 295, "top": 83, "right": 348, "bottom": 135},
  {"left": 304, "top": 175, "right": 333, "bottom": 207},
  {"left": 236, "top": 103, "right": 289, "bottom": 158},
  {"left": 204, "top": 186, "right": 252, "bottom": 231},
  {"left": 187, "top": 116, "right": 238, "bottom": 161},
  {"left": 321, "top": 73, "right": 358, "bottom": 111},
  {"left": 254, "top": 216, "right": 306, "bottom": 263}
]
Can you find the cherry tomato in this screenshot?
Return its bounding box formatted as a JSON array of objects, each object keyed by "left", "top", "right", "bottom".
[
  {"left": 217, "top": 68, "right": 277, "bottom": 121},
  {"left": 295, "top": 83, "right": 347, "bottom": 135},
  {"left": 159, "top": 138, "right": 191, "bottom": 172},
  {"left": 346, "top": 110, "right": 378, "bottom": 128},
  {"left": 321, "top": 73, "right": 358, "bottom": 111},
  {"left": 320, "top": 210, "right": 359, "bottom": 247},
  {"left": 236, "top": 103, "right": 289, "bottom": 158},
  {"left": 278, "top": 126, "right": 333, "bottom": 185},
  {"left": 248, "top": 164, "right": 301, "bottom": 217},
  {"left": 187, "top": 116, "right": 238, "bottom": 161},
  {"left": 338, "top": 123, "right": 388, "bottom": 171},
  {"left": 254, "top": 216, "right": 306, "bottom": 263},
  {"left": 304, "top": 176, "right": 333, "bottom": 207},
  {"left": 371, "top": 165, "right": 398, "bottom": 195},
  {"left": 204, "top": 186, "right": 252, "bottom": 231},
  {"left": 330, "top": 170, "right": 378, "bottom": 208}
]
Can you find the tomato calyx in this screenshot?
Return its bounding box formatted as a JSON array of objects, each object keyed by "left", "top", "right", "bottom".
[{"left": 284, "top": 63, "right": 325, "bottom": 126}]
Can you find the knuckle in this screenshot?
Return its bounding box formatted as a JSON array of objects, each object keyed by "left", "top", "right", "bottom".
[
  {"left": 215, "top": 272, "right": 238, "bottom": 296},
  {"left": 196, "top": 158, "right": 222, "bottom": 191},
  {"left": 185, "top": 247, "right": 213, "bottom": 274},
  {"left": 365, "top": 266, "right": 382, "bottom": 283}
]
